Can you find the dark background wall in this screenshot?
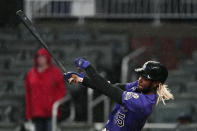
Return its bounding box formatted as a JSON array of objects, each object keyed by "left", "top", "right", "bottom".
[{"left": 0, "top": 0, "right": 23, "bottom": 27}]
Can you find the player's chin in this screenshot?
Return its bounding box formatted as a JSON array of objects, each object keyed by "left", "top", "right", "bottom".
[
  {"left": 138, "top": 85, "right": 143, "bottom": 90},
  {"left": 136, "top": 86, "right": 143, "bottom": 92}
]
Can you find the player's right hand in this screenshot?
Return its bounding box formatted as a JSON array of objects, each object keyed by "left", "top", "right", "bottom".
[{"left": 64, "top": 72, "right": 84, "bottom": 84}]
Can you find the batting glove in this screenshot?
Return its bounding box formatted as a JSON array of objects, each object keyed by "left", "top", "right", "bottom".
[
  {"left": 74, "top": 57, "right": 90, "bottom": 69},
  {"left": 64, "top": 72, "right": 84, "bottom": 84}
]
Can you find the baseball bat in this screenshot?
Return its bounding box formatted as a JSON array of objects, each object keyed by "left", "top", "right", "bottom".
[{"left": 16, "top": 10, "right": 66, "bottom": 73}]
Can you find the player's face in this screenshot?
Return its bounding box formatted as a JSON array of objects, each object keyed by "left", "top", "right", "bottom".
[
  {"left": 37, "top": 55, "right": 48, "bottom": 67},
  {"left": 136, "top": 76, "right": 152, "bottom": 94}
]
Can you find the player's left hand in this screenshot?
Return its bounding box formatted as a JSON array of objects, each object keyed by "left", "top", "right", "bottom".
[{"left": 74, "top": 57, "right": 90, "bottom": 69}]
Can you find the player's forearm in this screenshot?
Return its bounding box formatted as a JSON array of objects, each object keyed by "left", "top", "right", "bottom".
[
  {"left": 112, "top": 83, "right": 126, "bottom": 91},
  {"left": 82, "top": 66, "right": 124, "bottom": 104},
  {"left": 82, "top": 78, "right": 125, "bottom": 91}
]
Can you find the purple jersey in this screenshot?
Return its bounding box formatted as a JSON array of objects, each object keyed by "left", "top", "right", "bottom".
[{"left": 105, "top": 81, "right": 156, "bottom": 131}]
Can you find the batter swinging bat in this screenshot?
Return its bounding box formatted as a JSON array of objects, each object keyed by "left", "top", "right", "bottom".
[{"left": 16, "top": 10, "right": 66, "bottom": 73}]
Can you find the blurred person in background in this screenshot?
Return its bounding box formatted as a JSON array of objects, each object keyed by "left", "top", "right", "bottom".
[
  {"left": 176, "top": 113, "right": 192, "bottom": 125},
  {"left": 25, "top": 48, "right": 66, "bottom": 131},
  {"left": 175, "top": 113, "right": 193, "bottom": 131}
]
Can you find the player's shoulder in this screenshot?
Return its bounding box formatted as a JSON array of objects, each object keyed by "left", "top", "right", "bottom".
[
  {"left": 125, "top": 81, "right": 138, "bottom": 91},
  {"left": 123, "top": 91, "right": 155, "bottom": 106},
  {"left": 123, "top": 91, "right": 141, "bottom": 101},
  {"left": 123, "top": 92, "right": 155, "bottom": 116},
  {"left": 126, "top": 81, "right": 138, "bottom": 87}
]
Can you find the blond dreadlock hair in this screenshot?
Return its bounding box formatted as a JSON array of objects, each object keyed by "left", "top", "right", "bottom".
[{"left": 156, "top": 83, "right": 174, "bottom": 105}]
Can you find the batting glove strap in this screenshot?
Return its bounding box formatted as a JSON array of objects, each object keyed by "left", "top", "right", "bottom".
[{"left": 64, "top": 71, "right": 84, "bottom": 82}]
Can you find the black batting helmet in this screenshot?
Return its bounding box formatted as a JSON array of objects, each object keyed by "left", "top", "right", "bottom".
[{"left": 134, "top": 61, "right": 168, "bottom": 83}]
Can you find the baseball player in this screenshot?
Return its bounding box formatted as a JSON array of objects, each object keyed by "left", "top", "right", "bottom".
[{"left": 64, "top": 58, "right": 174, "bottom": 131}]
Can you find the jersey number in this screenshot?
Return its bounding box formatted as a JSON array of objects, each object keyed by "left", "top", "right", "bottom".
[{"left": 115, "top": 112, "right": 125, "bottom": 127}]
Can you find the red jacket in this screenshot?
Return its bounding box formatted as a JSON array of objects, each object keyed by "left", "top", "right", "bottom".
[{"left": 25, "top": 48, "right": 66, "bottom": 120}]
